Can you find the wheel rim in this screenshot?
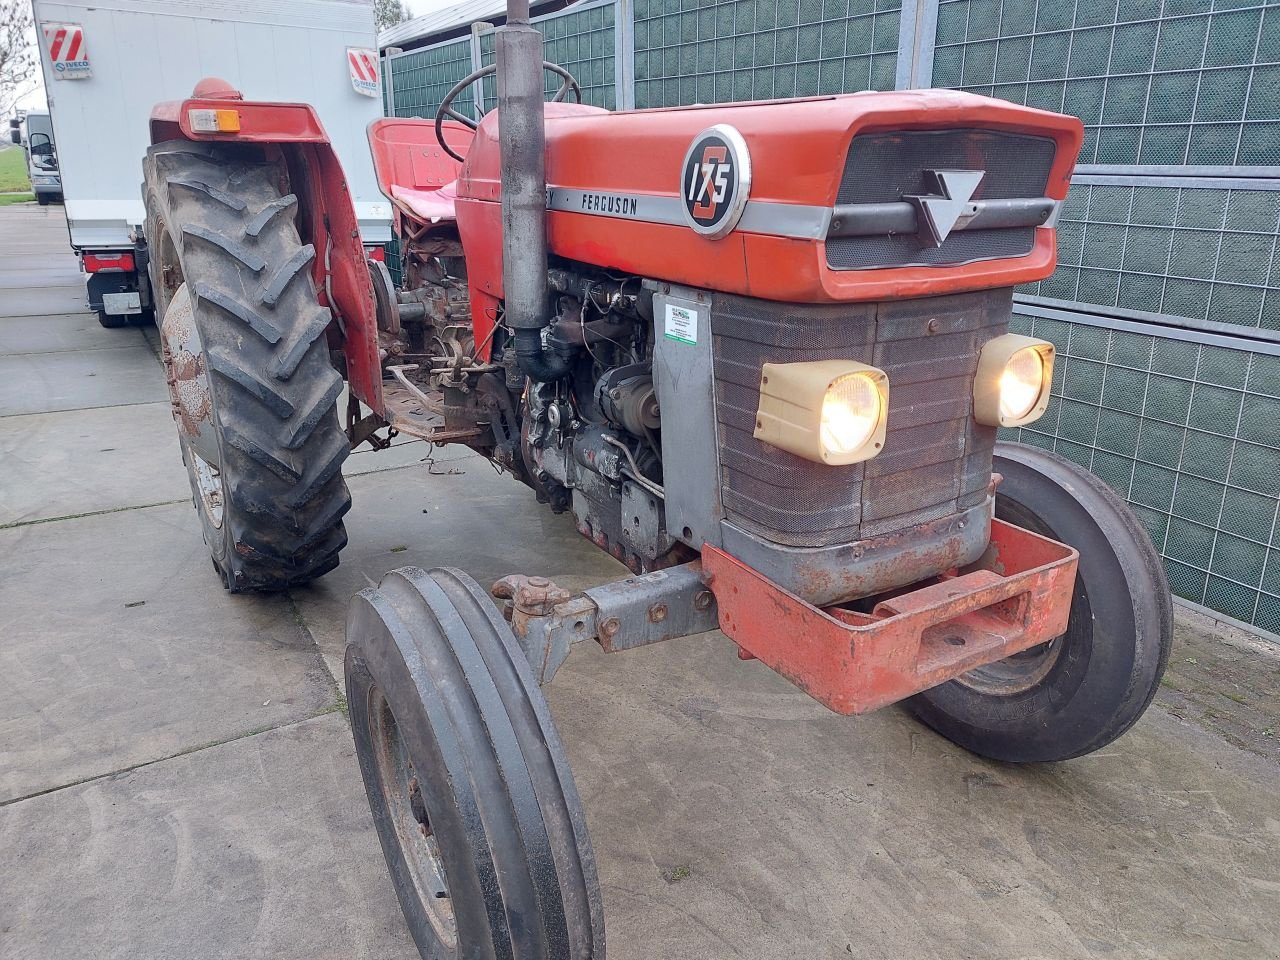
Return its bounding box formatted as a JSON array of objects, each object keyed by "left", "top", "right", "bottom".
[
  {"left": 190, "top": 450, "right": 225, "bottom": 529},
  {"left": 369, "top": 686, "right": 458, "bottom": 951},
  {"left": 953, "top": 636, "right": 1062, "bottom": 695},
  {"left": 953, "top": 495, "right": 1080, "bottom": 697}
]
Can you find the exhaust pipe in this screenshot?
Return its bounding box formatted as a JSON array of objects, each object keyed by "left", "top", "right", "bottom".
[{"left": 496, "top": 0, "right": 570, "bottom": 380}]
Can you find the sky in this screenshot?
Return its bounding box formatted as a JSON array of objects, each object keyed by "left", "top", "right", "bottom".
[{"left": 13, "top": 0, "right": 460, "bottom": 112}]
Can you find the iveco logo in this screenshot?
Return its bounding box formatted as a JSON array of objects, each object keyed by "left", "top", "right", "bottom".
[{"left": 905, "top": 169, "right": 985, "bottom": 247}]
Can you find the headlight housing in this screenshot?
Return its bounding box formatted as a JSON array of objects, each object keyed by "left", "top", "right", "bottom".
[
  {"left": 974, "top": 334, "right": 1055, "bottom": 427},
  {"left": 754, "top": 359, "right": 889, "bottom": 465}
]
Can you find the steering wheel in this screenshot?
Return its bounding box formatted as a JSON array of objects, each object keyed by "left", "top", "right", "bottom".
[{"left": 434, "top": 61, "right": 582, "bottom": 163}]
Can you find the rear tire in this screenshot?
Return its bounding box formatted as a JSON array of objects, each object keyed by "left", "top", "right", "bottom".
[
  {"left": 96, "top": 308, "right": 128, "bottom": 329},
  {"left": 37, "top": 194, "right": 50, "bottom": 206},
  {"left": 907, "top": 442, "right": 1173, "bottom": 762},
  {"left": 346, "top": 566, "right": 605, "bottom": 960},
  {"left": 143, "top": 140, "right": 351, "bottom": 592}
]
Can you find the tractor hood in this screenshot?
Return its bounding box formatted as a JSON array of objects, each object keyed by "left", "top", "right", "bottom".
[{"left": 455, "top": 90, "right": 1082, "bottom": 304}]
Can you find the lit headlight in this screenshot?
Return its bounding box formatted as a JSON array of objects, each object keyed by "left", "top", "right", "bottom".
[
  {"left": 754, "top": 359, "right": 889, "bottom": 465},
  {"left": 974, "top": 334, "right": 1055, "bottom": 427}
]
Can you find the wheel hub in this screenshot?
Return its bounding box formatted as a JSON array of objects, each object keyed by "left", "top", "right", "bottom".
[
  {"left": 162, "top": 282, "right": 224, "bottom": 530},
  {"left": 371, "top": 690, "right": 457, "bottom": 948}
]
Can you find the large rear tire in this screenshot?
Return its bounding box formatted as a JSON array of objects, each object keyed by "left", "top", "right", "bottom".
[
  {"left": 907, "top": 442, "right": 1173, "bottom": 762},
  {"left": 346, "top": 567, "right": 605, "bottom": 960},
  {"left": 142, "top": 140, "right": 350, "bottom": 592}
]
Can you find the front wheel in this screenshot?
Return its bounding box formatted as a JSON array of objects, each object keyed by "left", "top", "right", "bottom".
[
  {"left": 346, "top": 566, "right": 605, "bottom": 960},
  {"left": 907, "top": 442, "right": 1173, "bottom": 762}
]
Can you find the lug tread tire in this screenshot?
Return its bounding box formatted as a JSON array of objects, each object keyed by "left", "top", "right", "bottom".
[
  {"left": 346, "top": 566, "right": 604, "bottom": 960},
  {"left": 907, "top": 442, "right": 1173, "bottom": 762},
  {"left": 143, "top": 140, "right": 350, "bottom": 592}
]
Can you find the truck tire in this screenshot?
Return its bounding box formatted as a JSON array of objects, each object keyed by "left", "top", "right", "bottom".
[
  {"left": 143, "top": 140, "right": 351, "bottom": 592},
  {"left": 96, "top": 308, "right": 129, "bottom": 329},
  {"left": 907, "top": 443, "right": 1172, "bottom": 762}
]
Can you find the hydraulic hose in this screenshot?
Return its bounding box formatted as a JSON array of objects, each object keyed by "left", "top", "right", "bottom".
[{"left": 514, "top": 327, "right": 574, "bottom": 382}]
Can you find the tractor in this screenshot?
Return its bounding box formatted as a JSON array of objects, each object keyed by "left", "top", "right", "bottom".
[{"left": 141, "top": 1, "right": 1172, "bottom": 955}]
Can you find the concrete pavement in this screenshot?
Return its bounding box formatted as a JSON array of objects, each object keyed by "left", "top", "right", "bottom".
[{"left": 1, "top": 202, "right": 1278, "bottom": 960}]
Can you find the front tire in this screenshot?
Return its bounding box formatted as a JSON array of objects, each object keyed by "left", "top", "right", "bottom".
[
  {"left": 143, "top": 140, "right": 351, "bottom": 592},
  {"left": 346, "top": 567, "right": 605, "bottom": 960},
  {"left": 907, "top": 442, "right": 1173, "bottom": 762}
]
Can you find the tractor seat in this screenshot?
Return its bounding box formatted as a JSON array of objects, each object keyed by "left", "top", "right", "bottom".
[{"left": 391, "top": 180, "right": 459, "bottom": 224}]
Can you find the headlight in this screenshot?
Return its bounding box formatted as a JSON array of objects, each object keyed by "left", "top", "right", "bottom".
[
  {"left": 754, "top": 359, "right": 889, "bottom": 465},
  {"left": 974, "top": 334, "right": 1055, "bottom": 427},
  {"left": 32, "top": 175, "right": 59, "bottom": 185}
]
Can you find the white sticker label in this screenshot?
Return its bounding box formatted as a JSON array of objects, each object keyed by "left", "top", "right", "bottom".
[{"left": 664, "top": 303, "right": 697, "bottom": 345}]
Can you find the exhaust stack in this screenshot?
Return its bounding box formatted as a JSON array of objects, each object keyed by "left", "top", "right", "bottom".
[{"left": 496, "top": 0, "right": 574, "bottom": 380}]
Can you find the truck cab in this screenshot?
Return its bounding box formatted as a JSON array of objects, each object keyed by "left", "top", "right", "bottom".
[{"left": 17, "top": 111, "right": 63, "bottom": 206}]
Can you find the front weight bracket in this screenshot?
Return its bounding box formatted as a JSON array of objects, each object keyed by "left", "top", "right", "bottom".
[{"left": 493, "top": 561, "right": 720, "bottom": 683}]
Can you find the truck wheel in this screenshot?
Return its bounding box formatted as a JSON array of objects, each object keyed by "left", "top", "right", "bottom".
[
  {"left": 96, "top": 308, "right": 129, "bottom": 329},
  {"left": 37, "top": 194, "right": 50, "bottom": 206},
  {"left": 907, "top": 442, "right": 1173, "bottom": 762},
  {"left": 346, "top": 567, "right": 605, "bottom": 960},
  {"left": 142, "top": 140, "right": 350, "bottom": 592}
]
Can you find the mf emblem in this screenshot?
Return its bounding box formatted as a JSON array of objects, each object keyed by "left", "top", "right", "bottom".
[
  {"left": 905, "top": 169, "right": 985, "bottom": 247},
  {"left": 680, "top": 125, "right": 752, "bottom": 239}
]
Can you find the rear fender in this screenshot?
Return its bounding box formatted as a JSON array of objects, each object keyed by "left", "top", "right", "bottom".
[{"left": 150, "top": 87, "right": 385, "bottom": 417}]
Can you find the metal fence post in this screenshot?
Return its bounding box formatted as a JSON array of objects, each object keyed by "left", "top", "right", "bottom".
[
  {"left": 470, "top": 22, "right": 492, "bottom": 119},
  {"left": 614, "top": 0, "right": 635, "bottom": 110},
  {"left": 895, "top": 0, "right": 938, "bottom": 90},
  {"left": 383, "top": 46, "right": 403, "bottom": 117}
]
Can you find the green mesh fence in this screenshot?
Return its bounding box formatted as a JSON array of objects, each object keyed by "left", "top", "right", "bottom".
[
  {"left": 1021, "top": 182, "right": 1280, "bottom": 332},
  {"left": 478, "top": 3, "right": 618, "bottom": 108},
  {"left": 632, "top": 0, "right": 902, "bottom": 108},
  {"left": 1002, "top": 312, "right": 1280, "bottom": 634},
  {"left": 387, "top": 38, "right": 475, "bottom": 119},
  {"left": 932, "top": 0, "right": 1280, "bottom": 166}
]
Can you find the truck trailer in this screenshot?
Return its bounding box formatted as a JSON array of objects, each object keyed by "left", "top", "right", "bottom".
[{"left": 31, "top": 0, "right": 391, "bottom": 328}]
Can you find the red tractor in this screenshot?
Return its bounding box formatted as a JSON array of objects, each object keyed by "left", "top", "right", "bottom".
[{"left": 142, "top": 3, "right": 1171, "bottom": 956}]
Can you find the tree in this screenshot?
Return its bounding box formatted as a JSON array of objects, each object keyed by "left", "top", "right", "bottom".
[
  {"left": 1, "top": 0, "right": 37, "bottom": 119},
  {"left": 374, "top": 0, "right": 410, "bottom": 31}
]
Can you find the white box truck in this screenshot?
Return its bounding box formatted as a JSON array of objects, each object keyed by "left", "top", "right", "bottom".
[{"left": 32, "top": 0, "right": 391, "bottom": 327}]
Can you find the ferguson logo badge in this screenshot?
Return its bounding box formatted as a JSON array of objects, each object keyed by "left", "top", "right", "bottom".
[{"left": 680, "top": 125, "right": 751, "bottom": 239}]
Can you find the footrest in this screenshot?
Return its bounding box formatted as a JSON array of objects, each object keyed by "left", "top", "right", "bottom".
[
  {"left": 381, "top": 377, "right": 482, "bottom": 444},
  {"left": 702, "top": 519, "right": 1079, "bottom": 715}
]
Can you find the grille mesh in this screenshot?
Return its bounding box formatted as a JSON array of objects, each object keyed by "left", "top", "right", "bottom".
[
  {"left": 827, "top": 228, "right": 1037, "bottom": 270},
  {"left": 713, "top": 289, "right": 1009, "bottom": 547},
  {"left": 828, "top": 128, "right": 1055, "bottom": 271}
]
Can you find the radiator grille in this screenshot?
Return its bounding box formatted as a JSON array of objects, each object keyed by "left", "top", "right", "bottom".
[
  {"left": 712, "top": 289, "right": 1009, "bottom": 547},
  {"left": 828, "top": 128, "right": 1056, "bottom": 271}
]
